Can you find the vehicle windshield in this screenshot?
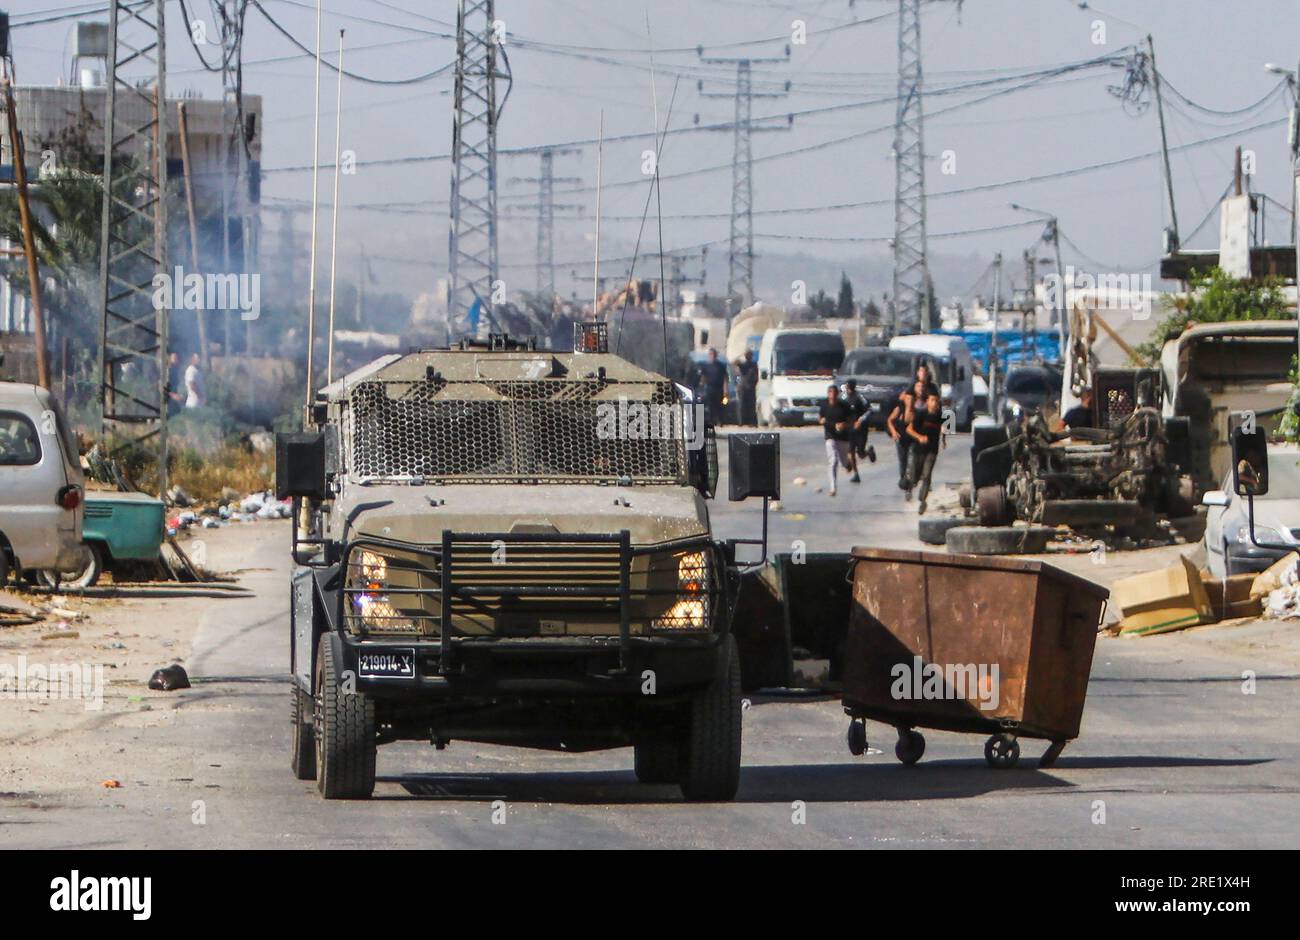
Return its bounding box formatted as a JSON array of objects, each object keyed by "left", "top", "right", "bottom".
[
  {"left": 841, "top": 350, "right": 914, "bottom": 380},
  {"left": 1005, "top": 370, "right": 1052, "bottom": 396},
  {"left": 774, "top": 340, "right": 843, "bottom": 375},
  {"left": 346, "top": 378, "right": 690, "bottom": 485},
  {"left": 0, "top": 412, "right": 41, "bottom": 466},
  {"left": 1259, "top": 452, "right": 1300, "bottom": 500}
]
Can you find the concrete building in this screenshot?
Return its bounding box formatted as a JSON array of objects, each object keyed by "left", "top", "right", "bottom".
[{"left": 0, "top": 74, "right": 263, "bottom": 337}]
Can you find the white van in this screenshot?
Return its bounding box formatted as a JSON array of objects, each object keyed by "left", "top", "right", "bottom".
[
  {"left": 756, "top": 328, "right": 846, "bottom": 426},
  {"left": 0, "top": 382, "right": 85, "bottom": 585},
  {"left": 888, "top": 334, "right": 978, "bottom": 431}
]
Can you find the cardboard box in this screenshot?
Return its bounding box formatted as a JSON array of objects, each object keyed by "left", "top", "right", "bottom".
[
  {"left": 1202, "top": 573, "right": 1264, "bottom": 621},
  {"left": 1112, "top": 556, "right": 1215, "bottom": 636},
  {"left": 1249, "top": 554, "right": 1298, "bottom": 599}
]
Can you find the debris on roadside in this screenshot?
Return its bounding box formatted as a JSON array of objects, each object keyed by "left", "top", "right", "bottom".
[
  {"left": 39, "top": 624, "right": 80, "bottom": 641},
  {"left": 1112, "top": 556, "right": 1218, "bottom": 636},
  {"left": 1109, "top": 553, "right": 1291, "bottom": 635},
  {"left": 147, "top": 664, "right": 191, "bottom": 692},
  {"left": 1, "top": 591, "right": 86, "bottom": 628}
]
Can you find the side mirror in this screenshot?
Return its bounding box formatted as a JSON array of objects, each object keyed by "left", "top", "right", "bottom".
[
  {"left": 276, "top": 432, "right": 327, "bottom": 500},
  {"left": 759, "top": 369, "right": 769, "bottom": 381},
  {"left": 729, "top": 433, "right": 781, "bottom": 501},
  {"left": 1231, "top": 428, "right": 1269, "bottom": 498},
  {"left": 1201, "top": 490, "right": 1231, "bottom": 508}
]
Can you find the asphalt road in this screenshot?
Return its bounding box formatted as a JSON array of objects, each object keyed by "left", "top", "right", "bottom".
[{"left": 4, "top": 427, "right": 1298, "bottom": 848}]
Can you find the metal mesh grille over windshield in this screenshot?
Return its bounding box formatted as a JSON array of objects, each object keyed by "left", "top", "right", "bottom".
[{"left": 346, "top": 378, "right": 688, "bottom": 483}]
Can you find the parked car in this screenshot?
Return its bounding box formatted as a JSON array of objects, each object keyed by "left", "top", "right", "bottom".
[
  {"left": 756, "top": 328, "right": 846, "bottom": 427},
  {"left": 888, "top": 334, "right": 978, "bottom": 431},
  {"left": 972, "top": 373, "right": 990, "bottom": 415},
  {"left": 1000, "top": 364, "right": 1062, "bottom": 425},
  {"left": 835, "top": 347, "right": 938, "bottom": 429},
  {"left": 0, "top": 382, "right": 85, "bottom": 586},
  {"left": 41, "top": 490, "right": 166, "bottom": 589},
  {"left": 1203, "top": 443, "right": 1300, "bottom": 578}
]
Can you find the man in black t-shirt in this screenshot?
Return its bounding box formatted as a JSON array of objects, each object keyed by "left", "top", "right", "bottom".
[
  {"left": 887, "top": 380, "right": 923, "bottom": 492},
  {"left": 819, "top": 384, "right": 855, "bottom": 497},
  {"left": 840, "top": 379, "right": 877, "bottom": 479},
  {"left": 1062, "top": 389, "right": 1094, "bottom": 432},
  {"left": 905, "top": 391, "right": 947, "bottom": 512}
]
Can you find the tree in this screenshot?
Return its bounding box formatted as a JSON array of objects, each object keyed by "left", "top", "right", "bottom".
[
  {"left": 836, "top": 271, "right": 855, "bottom": 318},
  {"left": 1137, "top": 267, "right": 1289, "bottom": 364},
  {"left": 862, "top": 295, "right": 882, "bottom": 325}
]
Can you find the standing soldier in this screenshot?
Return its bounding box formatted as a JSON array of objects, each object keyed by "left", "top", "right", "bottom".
[
  {"left": 697, "top": 347, "right": 729, "bottom": 426},
  {"left": 734, "top": 349, "right": 759, "bottom": 427},
  {"left": 818, "top": 383, "right": 855, "bottom": 497},
  {"left": 906, "top": 391, "right": 947, "bottom": 513}
]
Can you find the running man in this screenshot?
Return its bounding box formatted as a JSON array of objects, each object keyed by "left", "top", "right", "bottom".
[
  {"left": 905, "top": 391, "right": 947, "bottom": 513},
  {"left": 818, "top": 383, "right": 855, "bottom": 497}
]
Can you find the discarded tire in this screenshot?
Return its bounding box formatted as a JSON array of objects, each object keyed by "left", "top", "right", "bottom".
[
  {"left": 945, "top": 525, "right": 1053, "bottom": 555},
  {"left": 918, "top": 515, "right": 967, "bottom": 545}
]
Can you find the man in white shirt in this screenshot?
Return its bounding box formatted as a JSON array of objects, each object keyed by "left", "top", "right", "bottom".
[{"left": 184, "top": 353, "right": 205, "bottom": 409}]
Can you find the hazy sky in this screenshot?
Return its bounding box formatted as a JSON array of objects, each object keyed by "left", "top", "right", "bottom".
[{"left": 9, "top": 0, "right": 1300, "bottom": 302}]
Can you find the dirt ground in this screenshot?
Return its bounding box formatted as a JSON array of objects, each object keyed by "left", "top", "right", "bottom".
[{"left": 0, "top": 523, "right": 274, "bottom": 803}]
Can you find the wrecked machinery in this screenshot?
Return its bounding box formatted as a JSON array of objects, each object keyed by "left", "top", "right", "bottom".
[
  {"left": 972, "top": 380, "right": 1194, "bottom": 534},
  {"left": 275, "top": 328, "right": 778, "bottom": 801}
]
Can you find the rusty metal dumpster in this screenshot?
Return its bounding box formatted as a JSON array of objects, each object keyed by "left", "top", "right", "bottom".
[{"left": 842, "top": 548, "right": 1109, "bottom": 769}]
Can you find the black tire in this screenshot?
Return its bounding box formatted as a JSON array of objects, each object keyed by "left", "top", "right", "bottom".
[
  {"left": 918, "top": 515, "right": 966, "bottom": 546},
  {"left": 314, "top": 634, "right": 376, "bottom": 799},
  {"left": 0, "top": 547, "right": 9, "bottom": 588},
  {"left": 946, "top": 525, "right": 1053, "bottom": 556},
  {"left": 846, "top": 719, "right": 866, "bottom": 756},
  {"left": 678, "top": 634, "right": 742, "bottom": 802},
  {"left": 39, "top": 543, "right": 103, "bottom": 591},
  {"left": 633, "top": 740, "right": 680, "bottom": 784},
  {"left": 895, "top": 728, "right": 926, "bottom": 765},
  {"left": 976, "top": 484, "right": 1014, "bottom": 527},
  {"left": 984, "top": 732, "right": 1020, "bottom": 769},
  {"left": 291, "top": 683, "right": 316, "bottom": 781}
]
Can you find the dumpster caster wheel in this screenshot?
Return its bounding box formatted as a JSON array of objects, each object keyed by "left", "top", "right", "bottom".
[
  {"left": 895, "top": 729, "right": 925, "bottom": 765},
  {"left": 846, "top": 720, "right": 867, "bottom": 757},
  {"left": 1039, "top": 739, "right": 1067, "bottom": 769},
  {"left": 984, "top": 733, "right": 1020, "bottom": 769}
]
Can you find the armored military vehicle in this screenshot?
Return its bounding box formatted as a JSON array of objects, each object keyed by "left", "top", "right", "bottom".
[{"left": 277, "top": 328, "right": 778, "bottom": 801}]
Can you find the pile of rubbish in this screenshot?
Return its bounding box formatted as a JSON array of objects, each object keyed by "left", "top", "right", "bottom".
[
  {"left": 1258, "top": 556, "right": 1300, "bottom": 620},
  {"left": 0, "top": 589, "right": 85, "bottom": 632},
  {"left": 1110, "top": 552, "right": 1300, "bottom": 636},
  {"left": 165, "top": 487, "right": 292, "bottom": 536}
]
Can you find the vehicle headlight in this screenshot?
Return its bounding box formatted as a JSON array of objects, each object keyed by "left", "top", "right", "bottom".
[
  {"left": 651, "top": 550, "right": 710, "bottom": 631},
  {"left": 346, "top": 549, "right": 420, "bottom": 634},
  {"left": 775, "top": 397, "right": 791, "bottom": 410}
]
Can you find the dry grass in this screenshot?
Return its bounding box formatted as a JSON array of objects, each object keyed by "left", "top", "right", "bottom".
[{"left": 167, "top": 445, "right": 274, "bottom": 502}]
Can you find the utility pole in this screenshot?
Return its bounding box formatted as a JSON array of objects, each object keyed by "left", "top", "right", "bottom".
[
  {"left": 509, "top": 147, "right": 581, "bottom": 301},
  {"left": 667, "top": 246, "right": 708, "bottom": 317},
  {"left": 698, "top": 50, "right": 791, "bottom": 307},
  {"left": 448, "top": 0, "right": 504, "bottom": 339},
  {"left": 176, "top": 102, "right": 209, "bottom": 367},
  {"left": 1147, "top": 35, "right": 1179, "bottom": 251},
  {"left": 1, "top": 54, "right": 49, "bottom": 389},
  {"left": 97, "top": 0, "right": 170, "bottom": 495},
  {"left": 892, "top": 0, "right": 930, "bottom": 336},
  {"left": 990, "top": 251, "right": 1001, "bottom": 414}
]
